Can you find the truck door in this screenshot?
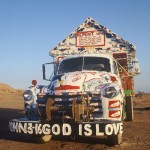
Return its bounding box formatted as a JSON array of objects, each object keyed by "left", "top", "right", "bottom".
[{"left": 113, "top": 53, "right": 134, "bottom": 96}]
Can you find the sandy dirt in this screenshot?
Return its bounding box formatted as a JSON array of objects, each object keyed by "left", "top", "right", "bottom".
[{"left": 0, "top": 83, "right": 150, "bottom": 150}]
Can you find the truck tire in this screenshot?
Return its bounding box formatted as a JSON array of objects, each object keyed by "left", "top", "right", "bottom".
[
  {"left": 125, "top": 96, "right": 134, "bottom": 121},
  {"left": 33, "top": 134, "right": 52, "bottom": 143},
  {"left": 107, "top": 133, "right": 122, "bottom": 145}
]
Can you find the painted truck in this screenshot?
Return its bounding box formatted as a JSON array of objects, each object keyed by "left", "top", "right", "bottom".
[{"left": 9, "top": 17, "right": 140, "bottom": 145}]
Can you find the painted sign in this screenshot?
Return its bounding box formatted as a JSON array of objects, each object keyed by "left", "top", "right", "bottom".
[
  {"left": 109, "top": 110, "right": 121, "bottom": 118},
  {"left": 76, "top": 30, "right": 105, "bottom": 47},
  {"left": 9, "top": 121, "right": 123, "bottom": 136},
  {"left": 50, "top": 17, "right": 136, "bottom": 72},
  {"left": 108, "top": 100, "right": 120, "bottom": 108}
]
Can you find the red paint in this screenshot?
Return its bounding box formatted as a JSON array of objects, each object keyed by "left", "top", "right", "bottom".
[
  {"left": 57, "top": 56, "right": 65, "bottom": 62},
  {"left": 109, "top": 110, "right": 121, "bottom": 118},
  {"left": 108, "top": 100, "right": 120, "bottom": 108},
  {"left": 76, "top": 30, "right": 105, "bottom": 47},
  {"left": 55, "top": 85, "right": 80, "bottom": 90},
  {"left": 72, "top": 76, "right": 81, "bottom": 82},
  {"left": 110, "top": 76, "right": 117, "bottom": 82}
]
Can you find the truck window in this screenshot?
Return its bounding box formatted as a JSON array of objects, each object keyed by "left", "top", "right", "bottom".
[
  {"left": 59, "top": 57, "right": 83, "bottom": 74},
  {"left": 84, "top": 57, "right": 110, "bottom": 72},
  {"left": 58, "top": 57, "right": 111, "bottom": 74}
]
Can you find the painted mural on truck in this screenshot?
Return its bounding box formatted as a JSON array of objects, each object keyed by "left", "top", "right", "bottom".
[
  {"left": 50, "top": 17, "right": 140, "bottom": 75},
  {"left": 8, "top": 17, "right": 141, "bottom": 145},
  {"left": 50, "top": 17, "right": 136, "bottom": 56}
]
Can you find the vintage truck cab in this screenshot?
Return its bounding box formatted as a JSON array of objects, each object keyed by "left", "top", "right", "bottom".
[{"left": 9, "top": 17, "right": 140, "bottom": 145}]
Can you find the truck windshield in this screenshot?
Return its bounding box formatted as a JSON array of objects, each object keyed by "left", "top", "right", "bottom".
[{"left": 58, "top": 57, "right": 110, "bottom": 74}]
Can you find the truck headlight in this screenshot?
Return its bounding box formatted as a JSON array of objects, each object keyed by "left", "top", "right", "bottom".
[
  {"left": 104, "top": 87, "right": 117, "bottom": 98},
  {"left": 23, "top": 90, "right": 33, "bottom": 101}
]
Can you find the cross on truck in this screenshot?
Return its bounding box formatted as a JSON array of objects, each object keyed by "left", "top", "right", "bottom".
[{"left": 9, "top": 17, "right": 140, "bottom": 145}]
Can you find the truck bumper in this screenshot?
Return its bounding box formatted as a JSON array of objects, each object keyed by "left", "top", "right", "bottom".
[{"left": 9, "top": 118, "right": 123, "bottom": 137}]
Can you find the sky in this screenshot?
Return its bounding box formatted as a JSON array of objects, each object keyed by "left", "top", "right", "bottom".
[{"left": 0, "top": 0, "right": 150, "bottom": 92}]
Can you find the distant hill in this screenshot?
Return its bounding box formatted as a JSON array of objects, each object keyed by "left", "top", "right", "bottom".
[
  {"left": 0, "top": 83, "right": 24, "bottom": 104},
  {"left": 0, "top": 83, "right": 22, "bottom": 93}
]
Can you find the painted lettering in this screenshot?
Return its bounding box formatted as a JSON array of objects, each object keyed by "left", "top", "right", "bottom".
[
  {"left": 113, "top": 123, "right": 120, "bottom": 135},
  {"left": 52, "top": 124, "right": 60, "bottom": 135},
  {"left": 9, "top": 122, "right": 14, "bottom": 132},
  {"left": 35, "top": 123, "right": 39, "bottom": 134},
  {"left": 9, "top": 121, "right": 123, "bottom": 136},
  {"left": 27, "top": 123, "right": 33, "bottom": 134},
  {"left": 79, "top": 124, "right": 82, "bottom": 136},
  {"left": 62, "top": 124, "right": 72, "bottom": 135},
  {"left": 76, "top": 31, "right": 104, "bottom": 47},
  {"left": 105, "top": 124, "right": 113, "bottom": 135},
  {"left": 43, "top": 124, "right": 50, "bottom": 134},
  {"left": 13, "top": 122, "right": 19, "bottom": 133},
  {"left": 119, "top": 122, "right": 123, "bottom": 134},
  {"left": 96, "top": 124, "right": 104, "bottom": 136},
  {"left": 37, "top": 124, "right": 43, "bottom": 134},
  {"left": 84, "top": 124, "right": 92, "bottom": 136},
  {"left": 18, "top": 123, "right": 26, "bottom": 133}
]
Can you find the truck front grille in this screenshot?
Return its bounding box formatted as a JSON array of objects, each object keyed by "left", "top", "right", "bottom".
[
  {"left": 51, "top": 94, "right": 103, "bottom": 120},
  {"left": 90, "top": 96, "right": 103, "bottom": 119}
]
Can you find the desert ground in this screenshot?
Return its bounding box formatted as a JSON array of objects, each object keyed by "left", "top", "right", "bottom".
[{"left": 0, "top": 83, "right": 150, "bottom": 150}]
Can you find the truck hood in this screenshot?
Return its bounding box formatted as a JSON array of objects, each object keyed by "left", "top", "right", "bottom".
[{"left": 50, "top": 71, "right": 118, "bottom": 95}]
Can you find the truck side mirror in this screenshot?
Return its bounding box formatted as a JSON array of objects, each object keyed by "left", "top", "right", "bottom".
[
  {"left": 42, "top": 64, "right": 46, "bottom": 80},
  {"left": 42, "top": 62, "right": 55, "bottom": 81}
]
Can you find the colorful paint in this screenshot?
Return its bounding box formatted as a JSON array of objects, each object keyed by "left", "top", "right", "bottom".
[{"left": 50, "top": 17, "right": 136, "bottom": 61}]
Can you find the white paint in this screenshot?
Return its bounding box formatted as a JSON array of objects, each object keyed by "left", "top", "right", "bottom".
[
  {"left": 43, "top": 124, "right": 51, "bottom": 134},
  {"left": 79, "top": 124, "right": 82, "bottom": 136},
  {"left": 9, "top": 121, "right": 123, "bottom": 136},
  {"left": 113, "top": 123, "right": 120, "bottom": 135},
  {"left": 84, "top": 124, "right": 92, "bottom": 136},
  {"left": 105, "top": 124, "right": 113, "bottom": 135},
  {"left": 119, "top": 122, "right": 123, "bottom": 134},
  {"left": 18, "top": 122, "right": 26, "bottom": 133},
  {"left": 37, "top": 124, "right": 43, "bottom": 134},
  {"left": 35, "top": 123, "right": 39, "bottom": 134},
  {"left": 62, "top": 124, "right": 72, "bottom": 135},
  {"left": 96, "top": 124, "right": 104, "bottom": 136},
  {"left": 27, "top": 123, "right": 33, "bottom": 134},
  {"left": 52, "top": 124, "right": 60, "bottom": 135}
]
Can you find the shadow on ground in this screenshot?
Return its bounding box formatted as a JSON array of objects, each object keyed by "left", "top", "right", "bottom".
[{"left": 0, "top": 108, "right": 34, "bottom": 143}]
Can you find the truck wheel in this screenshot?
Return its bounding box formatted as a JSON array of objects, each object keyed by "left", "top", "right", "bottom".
[
  {"left": 125, "top": 96, "right": 134, "bottom": 121},
  {"left": 107, "top": 133, "right": 122, "bottom": 145},
  {"left": 33, "top": 134, "right": 52, "bottom": 143}
]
